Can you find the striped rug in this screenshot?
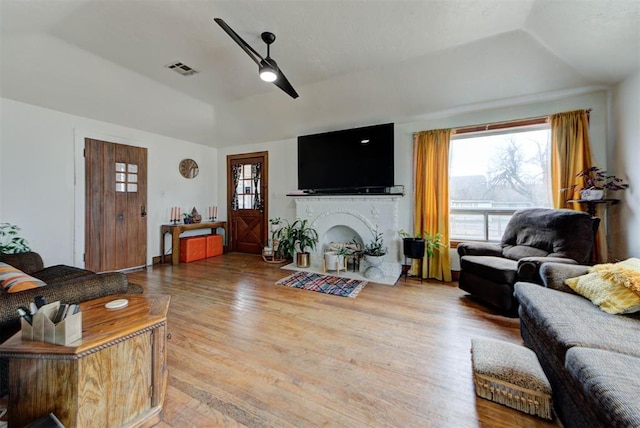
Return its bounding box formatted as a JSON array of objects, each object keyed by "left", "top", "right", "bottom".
[{"left": 275, "top": 271, "right": 367, "bottom": 298}]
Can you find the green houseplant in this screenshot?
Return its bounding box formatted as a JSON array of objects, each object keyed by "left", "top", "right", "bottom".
[
  {"left": 398, "top": 229, "right": 443, "bottom": 279},
  {"left": 273, "top": 219, "right": 318, "bottom": 267},
  {"left": 324, "top": 243, "right": 354, "bottom": 271},
  {"left": 363, "top": 226, "right": 387, "bottom": 257},
  {"left": 0, "top": 223, "right": 31, "bottom": 254},
  {"left": 363, "top": 226, "right": 387, "bottom": 279}
]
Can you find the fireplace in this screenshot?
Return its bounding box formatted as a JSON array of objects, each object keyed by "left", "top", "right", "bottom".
[{"left": 290, "top": 195, "right": 402, "bottom": 285}]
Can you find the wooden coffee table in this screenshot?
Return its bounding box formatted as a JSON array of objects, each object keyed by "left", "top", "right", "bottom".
[{"left": 0, "top": 293, "right": 170, "bottom": 428}]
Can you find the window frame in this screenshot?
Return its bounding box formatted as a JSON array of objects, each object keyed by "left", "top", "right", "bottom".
[{"left": 449, "top": 116, "right": 551, "bottom": 242}]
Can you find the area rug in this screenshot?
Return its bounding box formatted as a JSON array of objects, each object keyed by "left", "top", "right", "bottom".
[{"left": 275, "top": 271, "right": 367, "bottom": 298}]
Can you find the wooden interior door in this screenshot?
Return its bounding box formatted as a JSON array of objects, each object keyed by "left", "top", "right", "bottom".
[
  {"left": 227, "top": 152, "right": 268, "bottom": 254},
  {"left": 85, "top": 138, "right": 147, "bottom": 272}
]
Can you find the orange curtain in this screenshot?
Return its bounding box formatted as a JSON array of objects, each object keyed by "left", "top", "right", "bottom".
[
  {"left": 550, "top": 110, "right": 594, "bottom": 207},
  {"left": 414, "top": 129, "right": 452, "bottom": 281},
  {"left": 550, "top": 109, "right": 603, "bottom": 260}
]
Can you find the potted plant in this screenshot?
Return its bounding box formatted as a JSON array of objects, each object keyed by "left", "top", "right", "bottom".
[
  {"left": 324, "top": 244, "right": 352, "bottom": 271},
  {"left": 0, "top": 223, "right": 31, "bottom": 254},
  {"left": 362, "top": 226, "right": 387, "bottom": 279},
  {"left": 294, "top": 219, "right": 318, "bottom": 268},
  {"left": 363, "top": 226, "right": 387, "bottom": 258},
  {"left": 398, "top": 229, "right": 426, "bottom": 260},
  {"left": 273, "top": 219, "right": 318, "bottom": 267},
  {"left": 263, "top": 218, "right": 288, "bottom": 264},
  {"left": 566, "top": 166, "right": 629, "bottom": 200}
]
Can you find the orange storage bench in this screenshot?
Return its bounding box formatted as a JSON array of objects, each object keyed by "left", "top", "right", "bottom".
[
  {"left": 179, "top": 236, "right": 207, "bottom": 262},
  {"left": 206, "top": 234, "right": 223, "bottom": 258}
]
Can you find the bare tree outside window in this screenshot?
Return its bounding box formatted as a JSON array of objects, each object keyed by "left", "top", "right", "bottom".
[{"left": 449, "top": 127, "right": 551, "bottom": 241}]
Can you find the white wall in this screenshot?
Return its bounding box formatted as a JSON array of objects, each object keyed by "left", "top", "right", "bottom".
[
  {"left": 218, "top": 89, "right": 612, "bottom": 268},
  {"left": 2, "top": 87, "right": 623, "bottom": 268},
  {"left": 611, "top": 71, "right": 640, "bottom": 259},
  {"left": 1, "top": 97, "right": 218, "bottom": 267}
]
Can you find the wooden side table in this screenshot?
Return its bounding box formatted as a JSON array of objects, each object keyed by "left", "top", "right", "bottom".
[
  {"left": 567, "top": 198, "right": 619, "bottom": 217},
  {"left": 0, "top": 294, "right": 170, "bottom": 428},
  {"left": 160, "top": 221, "right": 227, "bottom": 266}
]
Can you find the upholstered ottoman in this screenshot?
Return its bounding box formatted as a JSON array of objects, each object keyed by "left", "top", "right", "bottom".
[{"left": 471, "top": 338, "right": 553, "bottom": 419}]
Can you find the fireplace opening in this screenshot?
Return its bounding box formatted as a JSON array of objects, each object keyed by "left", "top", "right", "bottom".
[{"left": 321, "top": 225, "right": 363, "bottom": 253}]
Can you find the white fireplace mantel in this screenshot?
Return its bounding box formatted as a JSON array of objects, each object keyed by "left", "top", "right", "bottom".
[{"left": 290, "top": 195, "right": 402, "bottom": 284}]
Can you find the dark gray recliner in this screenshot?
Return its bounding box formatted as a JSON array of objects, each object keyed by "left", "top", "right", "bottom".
[{"left": 457, "top": 208, "right": 598, "bottom": 316}]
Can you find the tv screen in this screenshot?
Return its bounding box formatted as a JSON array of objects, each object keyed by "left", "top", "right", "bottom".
[{"left": 297, "top": 123, "right": 394, "bottom": 193}]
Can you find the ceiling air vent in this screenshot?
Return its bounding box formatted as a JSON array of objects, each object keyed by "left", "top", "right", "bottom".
[{"left": 165, "top": 61, "right": 199, "bottom": 76}]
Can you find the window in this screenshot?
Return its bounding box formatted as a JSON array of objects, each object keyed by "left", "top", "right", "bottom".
[
  {"left": 449, "top": 124, "right": 552, "bottom": 241},
  {"left": 232, "top": 162, "right": 262, "bottom": 210},
  {"left": 115, "top": 162, "right": 138, "bottom": 193}
]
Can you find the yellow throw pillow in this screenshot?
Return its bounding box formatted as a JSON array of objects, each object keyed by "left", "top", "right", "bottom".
[
  {"left": 0, "top": 261, "right": 47, "bottom": 293},
  {"left": 592, "top": 258, "right": 640, "bottom": 294},
  {"left": 565, "top": 258, "right": 640, "bottom": 314}
]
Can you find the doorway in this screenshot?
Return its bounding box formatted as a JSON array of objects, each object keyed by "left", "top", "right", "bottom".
[
  {"left": 85, "top": 138, "right": 147, "bottom": 272},
  {"left": 227, "top": 152, "right": 268, "bottom": 254}
]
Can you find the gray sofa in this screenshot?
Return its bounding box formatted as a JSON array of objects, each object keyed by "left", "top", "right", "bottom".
[{"left": 515, "top": 262, "right": 640, "bottom": 427}]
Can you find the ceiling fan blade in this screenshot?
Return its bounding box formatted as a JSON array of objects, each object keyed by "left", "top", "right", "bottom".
[
  {"left": 273, "top": 68, "right": 299, "bottom": 99},
  {"left": 214, "top": 18, "right": 263, "bottom": 65},
  {"left": 215, "top": 18, "right": 299, "bottom": 99}
]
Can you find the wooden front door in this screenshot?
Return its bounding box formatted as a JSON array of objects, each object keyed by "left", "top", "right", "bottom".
[
  {"left": 227, "top": 152, "right": 268, "bottom": 254},
  {"left": 85, "top": 138, "right": 147, "bottom": 272}
]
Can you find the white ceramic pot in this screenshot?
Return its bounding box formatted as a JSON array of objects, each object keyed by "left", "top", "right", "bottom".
[
  {"left": 364, "top": 254, "right": 385, "bottom": 266},
  {"left": 580, "top": 189, "right": 604, "bottom": 200},
  {"left": 324, "top": 251, "right": 344, "bottom": 271},
  {"left": 363, "top": 254, "right": 385, "bottom": 280}
]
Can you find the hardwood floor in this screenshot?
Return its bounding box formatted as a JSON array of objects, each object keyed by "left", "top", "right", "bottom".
[{"left": 126, "top": 253, "right": 560, "bottom": 428}]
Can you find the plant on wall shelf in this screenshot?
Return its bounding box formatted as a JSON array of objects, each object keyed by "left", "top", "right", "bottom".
[{"left": 0, "top": 223, "right": 31, "bottom": 254}]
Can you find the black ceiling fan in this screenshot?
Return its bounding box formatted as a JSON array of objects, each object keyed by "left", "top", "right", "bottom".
[{"left": 214, "top": 18, "right": 299, "bottom": 99}]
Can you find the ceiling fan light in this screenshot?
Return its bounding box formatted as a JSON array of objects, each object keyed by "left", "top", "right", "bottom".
[
  {"left": 259, "top": 61, "right": 278, "bottom": 82},
  {"left": 260, "top": 69, "right": 277, "bottom": 82}
]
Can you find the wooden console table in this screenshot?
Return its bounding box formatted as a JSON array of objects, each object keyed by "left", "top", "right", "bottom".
[
  {"left": 0, "top": 294, "right": 170, "bottom": 428},
  {"left": 161, "top": 221, "right": 227, "bottom": 265}
]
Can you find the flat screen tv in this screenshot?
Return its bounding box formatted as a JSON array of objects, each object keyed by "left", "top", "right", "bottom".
[{"left": 297, "top": 123, "right": 394, "bottom": 193}]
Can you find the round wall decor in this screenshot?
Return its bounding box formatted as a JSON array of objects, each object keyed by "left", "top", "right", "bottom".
[{"left": 179, "top": 158, "right": 199, "bottom": 179}]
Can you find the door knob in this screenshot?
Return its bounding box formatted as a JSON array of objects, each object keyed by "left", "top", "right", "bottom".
[{"left": 141, "top": 206, "right": 147, "bottom": 217}]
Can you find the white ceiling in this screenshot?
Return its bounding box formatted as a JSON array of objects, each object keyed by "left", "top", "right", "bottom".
[{"left": 1, "top": 0, "right": 639, "bottom": 148}]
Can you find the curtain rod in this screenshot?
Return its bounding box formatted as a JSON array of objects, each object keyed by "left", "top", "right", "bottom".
[{"left": 451, "top": 108, "right": 592, "bottom": 135}]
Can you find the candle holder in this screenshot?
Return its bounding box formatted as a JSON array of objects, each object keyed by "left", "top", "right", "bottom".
[
  {"left": 209, "top": 216, "right": 216, "bottom": 222},
  {"left": 171, "top": 218, "right": 179, "bottom": 225}
]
